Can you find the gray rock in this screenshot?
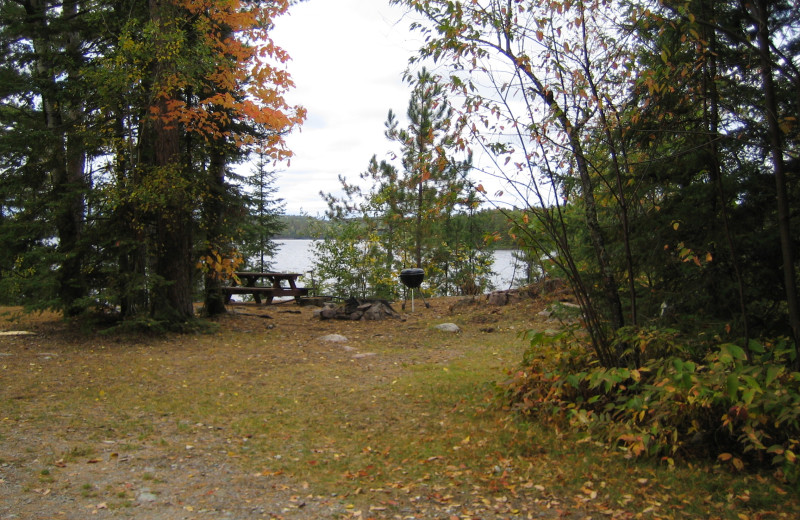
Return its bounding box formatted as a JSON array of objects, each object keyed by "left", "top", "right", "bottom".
[
  {"left": 487, "top": 291, "right": 509, "bottom": 306},
  {"left": 137, "top": 490, "right": 158, "bottom": 503},
  {"left": 319, "top": 307, "right": 338, "bottom": 320},
  {"left": 433, "top": 323, "right": 461, "bottom": 333},
  {"left": 319, "top": 334, "right": 348, "bottom": 343}
]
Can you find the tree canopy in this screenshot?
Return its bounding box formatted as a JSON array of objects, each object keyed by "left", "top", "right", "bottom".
[
  {"left": 386, "top": 0, "right": 800, "bottom": 473},
  {"left": 0, "top": 0, "right": 304, "bottom": 324}
]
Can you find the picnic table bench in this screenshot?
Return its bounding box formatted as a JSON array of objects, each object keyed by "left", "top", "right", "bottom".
[{"left": 221, "top": 272, "right": 309, "bottom": 304}]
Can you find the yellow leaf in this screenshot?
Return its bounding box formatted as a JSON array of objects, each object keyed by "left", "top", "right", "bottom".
[{"left": 779, "top": 117, "right": 796, "bottom": 134}]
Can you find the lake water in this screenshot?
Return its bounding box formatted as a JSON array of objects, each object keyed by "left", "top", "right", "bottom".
[{"left": 270, "top": 239, "right": 523, "bottom": 291}]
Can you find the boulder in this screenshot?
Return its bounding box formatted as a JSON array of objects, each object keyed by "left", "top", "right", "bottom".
[
  {"left": 318, "top": 298, "right": 401, "bottom": 321},
  {"left": 433, "top": 323, "right": 461, "bottom": 333},
  {"left": 319, "top": 334, "right": 348, "bottom": 343},
  {"left": 487, "top": 291, "right": 510, "bottom": 306}
]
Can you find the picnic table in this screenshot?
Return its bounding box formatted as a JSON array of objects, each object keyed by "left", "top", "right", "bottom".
[{"left": 222, "top": 272, "right": 309, "bottom": 304}]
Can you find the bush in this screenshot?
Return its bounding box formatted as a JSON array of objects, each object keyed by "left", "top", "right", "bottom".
[{"left": 502, "top": 328, "right": 800, "bottom": 484}]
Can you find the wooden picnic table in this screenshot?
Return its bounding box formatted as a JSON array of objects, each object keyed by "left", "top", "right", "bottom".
[{"left": 222, "top": 271, "right": 309, "bottom": 304}]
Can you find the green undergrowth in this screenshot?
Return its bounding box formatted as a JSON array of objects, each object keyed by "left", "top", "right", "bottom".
[{"left": 502, "top": 325, "right": 800, "bottom": 491}]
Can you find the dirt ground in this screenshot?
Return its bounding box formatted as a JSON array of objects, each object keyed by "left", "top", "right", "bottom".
[{"left": 1, "top": 294, "right": 571, "bottom": 520}]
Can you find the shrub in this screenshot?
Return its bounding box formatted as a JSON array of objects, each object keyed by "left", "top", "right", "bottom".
[{"left": 502, "top": 328, "right": 800, "bottom": 484}]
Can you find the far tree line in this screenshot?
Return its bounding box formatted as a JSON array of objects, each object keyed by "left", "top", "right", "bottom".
[{"left": 276, "top": 211, "right": 518, "bottom": 249}]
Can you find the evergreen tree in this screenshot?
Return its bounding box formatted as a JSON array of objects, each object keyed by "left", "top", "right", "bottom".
[
  {"left": 0, "top": 0, "right": 304, "bottom": 325},
  {"left": 386, "top": 68, "right": 472, "bottom": 270},
  {"left": 316, "top": 68, "right": 491, "bottom": 298},
  {"left": 239, "top": 151, "right": 286, "bottom": 273}
]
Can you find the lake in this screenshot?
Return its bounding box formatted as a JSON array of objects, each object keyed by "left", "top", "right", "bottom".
[{"left": 270, "top": 239, "right": 523, "bottom": 291}]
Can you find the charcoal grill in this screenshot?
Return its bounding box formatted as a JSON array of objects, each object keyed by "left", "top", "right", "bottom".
[{"left": 400, "top": 268, "right": 429, "bottom": 311}]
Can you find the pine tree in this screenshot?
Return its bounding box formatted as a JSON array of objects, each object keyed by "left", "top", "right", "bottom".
[
  {"left": 239, "top": 151, "right": 286, "bottom": 274},
  {"left": 386, "top": 68, "right": 472, "bottom": 271},
  {"left": 1, "top": 0, "right": 304, "bottom": 324}
]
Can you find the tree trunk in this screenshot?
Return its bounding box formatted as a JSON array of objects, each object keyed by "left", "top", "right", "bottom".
[
  {"left": 203, "top": 151, "right": 228, "bottom": 316},
  {"left": 755, "top": 0, "right": 800, "bottom": 355},
  {"left": 25, "top": 0, "right": 88, "bottom": 316},
  {"left": 147, "top": 0, "right": 194, "bottom": 323},
  {"left": 700, "top": 3, "right": 750, "bottom": 351},
  {"left": 415, "top": 177, "right": 423, "bottom": 268}
]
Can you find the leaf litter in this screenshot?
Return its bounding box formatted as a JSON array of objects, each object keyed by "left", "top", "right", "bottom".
[{"left": 0, "top": 297, "right": 797, "bottom": 519}]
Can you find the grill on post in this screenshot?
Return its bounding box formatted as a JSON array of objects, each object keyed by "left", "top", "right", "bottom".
[{"left": 400, "top": 268, "right": 429, "bottom": 311}]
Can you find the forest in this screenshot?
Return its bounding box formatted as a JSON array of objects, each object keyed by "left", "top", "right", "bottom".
[
  {"left": 384, "top": 0, "right": 800, "bottom": 480},
  {"left": 0, "top": 0, "right": 304, "bottom": 319},
  {"left": 2, "top": 0, "right": 800, "bottom": 482}
]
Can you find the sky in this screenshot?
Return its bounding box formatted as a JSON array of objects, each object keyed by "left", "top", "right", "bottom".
[{"left": 268, "top": 0, "right": 422, "bottom": 216}]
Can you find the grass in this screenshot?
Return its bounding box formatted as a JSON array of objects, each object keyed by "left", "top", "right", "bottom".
[{"left": 1, "top": 300, "right": 797, "bottom": 518}]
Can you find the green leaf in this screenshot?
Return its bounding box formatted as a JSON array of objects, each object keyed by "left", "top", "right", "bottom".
[
  {"left": 726, "top": 373, "right": 739, "bottom": 400},
  {"left": 742, "top": 388, "right": 756, "bottom": 405},
  {"left": 765, "top": 365, "right": 780, "bottom": 387},
  {"left": 720, "top": 344, "right": 746, "bottom": 363}
]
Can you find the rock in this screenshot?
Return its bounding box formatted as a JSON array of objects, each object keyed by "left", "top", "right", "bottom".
[
  {"left": 137, "top": 490, "right": 158, "bottom": 503},
  {"left": 352, "top": 352, "right": 376, "bottom": 359},
  {"left": 319, "top": 334, "right": 348, "bottom": 343},
  {"left": 319, "top": 307, "right": 338, "bottom": 320},
  {"left": 363, "top": 303, "right": 396, "bottom": 320},
  {"left": 487, "top": 291, "right": 509, "bottom": 306},
  {"left": 433, "top": 323, "right": 461, "bottom": 333},
  {"left": 449, "top": 296, "right": 480, "bottom": 312},
  {"left": 318, "top": 298, "right": 400, "bottom": 321}
]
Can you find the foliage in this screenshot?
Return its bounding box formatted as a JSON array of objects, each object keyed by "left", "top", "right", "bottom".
[
  {"left": 277, "top": 214, "right": 323, "bottom": 239},
  {"left": 0, "top": 0, "right": 304, "bottom": 322},
  {"left": 316, "top": 69, "right": 495, "bottom": 298},
  {"left": 503, "top": 327, "right": 800, "bottom": 484},
  {"left": 310, "top": 219, "right": 399, "bottom": 300},
  {"left": 237, "top": 151, "right": 286, "bottom": 272},
  {"left": 393, "top": 0, "right": 800, "bottom": 365}
]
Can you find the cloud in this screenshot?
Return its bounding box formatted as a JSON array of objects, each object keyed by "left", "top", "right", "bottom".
[{"left": 269, "top": 1, "right": 418, "bottom": 215}]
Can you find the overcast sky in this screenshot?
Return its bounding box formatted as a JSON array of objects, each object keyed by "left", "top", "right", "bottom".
[{"left": 268, "top": 0, "right": 421, "bottom": 216}]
